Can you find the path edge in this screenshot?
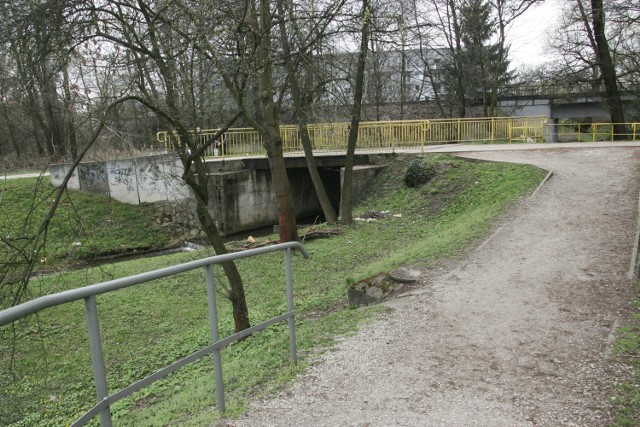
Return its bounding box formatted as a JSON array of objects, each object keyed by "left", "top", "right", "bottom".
[{"left": 627, "top": 190, "right": 640, "bottom": 280}]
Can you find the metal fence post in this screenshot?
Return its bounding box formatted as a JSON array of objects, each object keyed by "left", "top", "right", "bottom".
[
  {"left": 84, "top": 296, "right": 112, "bottom": 427},
  {"left": 421, "top": 121, "right": 427, "bottom": 156},
  {"left": 284, "top": 248, "right": 297, "bottom": 364},
  {"left": 491, "top": 117, "right": 495, "bottom": 143},
  {"left": 205, "top": 265, "right": 225, "bottom": 413},
  {"left": 578, "top": 122, "right": 581, "bottom": 142}
]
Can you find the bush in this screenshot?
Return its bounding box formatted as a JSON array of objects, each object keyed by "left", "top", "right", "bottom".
[{"left": 404, "top": 159, "right": 436, "bottom": 187}]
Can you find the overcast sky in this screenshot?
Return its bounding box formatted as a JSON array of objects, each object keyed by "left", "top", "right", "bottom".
[{"left": 507, "top": 0, "right": 563, "bottom": 69}]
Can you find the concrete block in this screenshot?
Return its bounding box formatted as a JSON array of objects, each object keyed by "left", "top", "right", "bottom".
[
  {"left": 348, "top": 273, "right": 398, "bottom": 307},
  {"left": 107, "top": 159, "right": 140, "bottom": 204},
  {"left": 50, "top": 163, "right": 80, "bottom": 190},
  {"left": 164, "top": 158, "right": 193, "bottom": 203},
  {"left": 78, "top": 162, "right": 109, "bottom": 197},
  {"left": 136, "top": 155, "right": 170, "bottom": 203}
]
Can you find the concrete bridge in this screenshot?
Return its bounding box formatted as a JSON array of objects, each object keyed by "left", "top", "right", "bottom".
[
  {"left": 497, "top": 86, "right": 638, "bottom": 142},
  {"left": 50, "top": 153, "right": 387, "bottom": 237}
]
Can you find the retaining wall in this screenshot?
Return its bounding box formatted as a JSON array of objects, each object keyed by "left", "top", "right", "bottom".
[{"left": 50, "top": 155, "right": 192, "bottom": 204}]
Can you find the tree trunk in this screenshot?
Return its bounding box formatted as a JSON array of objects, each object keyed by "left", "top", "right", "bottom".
[
  {"left": 276, "top": 2, "right": 338, "bottom": 224},
  {"left": 489, "top": 0, "right": 506, "bottom": 117},
  {"left": 371, "top": 41, "right": 382, "bottom": 121},
  {"left": 138, "top": 0, "right": 253, "bottom": 332},
  {"left": 252, "top": 0, "right": 299, "bottom": 242},
  {"left": 195, "top": 202, "right": 251, "bottom": 332},
  {"left": 30, "top": 116, "right": 46, "bottom": 156},
  {"left": 182, "top": 146, "right": 251, "bottom": 333},
  {"left": 590, "top": 0, "right": 626, "bottom": 138},
  {"left": 449, "top": 1, "right": 466, "bottom": 118},
  {"left": 1, "top": 101, "right": 21, "bottom": 158},
  {"left": 341, "top": 0, "right": 371, "bottom": 225},
  {"left": 265, "top": 137, "right": 300, "bottom": 241},
  {"left": 297, "top": 121, "right": 338, "bottom": 224},
  {"left": 41, "top": 59, "right": 66, "bottom": 160},
  {"left": 400, "top": 46, "right": 407, "bottom": 120},
  {"left": 62, "top": 64, "right": 78, "bottom": 160}
]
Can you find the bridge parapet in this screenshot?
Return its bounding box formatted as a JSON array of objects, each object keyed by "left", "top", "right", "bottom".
[
  {"left": 156, "top": 116, "right": 548, "bottom": 158},
  {"left": 499, "top": 83, "right": 603, "bottom": 100}
]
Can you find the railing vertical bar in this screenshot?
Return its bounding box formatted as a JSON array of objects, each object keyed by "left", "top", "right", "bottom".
[
  {"left": 493, "top": 119, "right": 497, "bottom": 142},
  {"left": 284, "top": 248, "right": 297, "bottom": 364},
  {"left": 84, "top": 296, "right": 112, "bottom": 427},
  {"left": 578, "top": 122, "right": 581, "bottom": 142},
  {"left": 205, "top": 265, "right": 225, "bottom": 413},
  {"left": 390, "top": 122, "right": 395, "bottom": 152}
]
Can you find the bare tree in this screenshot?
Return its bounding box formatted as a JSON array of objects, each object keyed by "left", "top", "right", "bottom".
[
  {"left": 608, "top": 1, "right": 640, "bottom": 105},
  {"left": 176, "top": 0, "right": 301, "bottom": 242},
  {"left": 550, "top": 0, "right": 628, "bottom": 134},
  {"left": 0, "top": 0, "right": 77, "bottom": 161},
  {"left": 277, "top": 0, "right": 344, "bottom": 225},
  {"left": 422, "top": 0, "right": 468, "bottom": 117},
  {"left": 341, "top": 0, "right": 372, "bottom": 224},
  {"left": 577, "top": 0, "right": 626, "bottom": 135},
  {"left": 75, "top": 0, "right": 254, "bottom": 331}
]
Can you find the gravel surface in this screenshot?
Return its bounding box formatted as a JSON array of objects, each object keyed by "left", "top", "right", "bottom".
[{"left": 229, "top": 147, "right": 640, "bottom": 427}]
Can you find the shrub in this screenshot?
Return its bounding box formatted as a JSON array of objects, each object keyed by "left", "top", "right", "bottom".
[{"left": 404, "top": 159, "right": 436, "bottom": 188}]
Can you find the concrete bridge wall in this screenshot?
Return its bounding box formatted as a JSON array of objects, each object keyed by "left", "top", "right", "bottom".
[
  {"left": 497, "top": 97, "right": 618, "bottom": 142},
  {"left": 50, "top": 154, "right": 384, "bottom": 236},
  {"left": 50, "top": 155, "right": 192, "bottom": 204},
  {"left": 498, "top": 98, "right": 611, "bottom": 120}
]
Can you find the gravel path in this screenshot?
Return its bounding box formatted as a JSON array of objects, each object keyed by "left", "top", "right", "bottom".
[{"left": 230, "top": 147, "right": 640, "bottom": 426}]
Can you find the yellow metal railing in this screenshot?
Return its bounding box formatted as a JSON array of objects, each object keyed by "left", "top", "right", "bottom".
[
  {"left": 550, "top": 122, "right": 640, "bottom": 143},
  {"left": 156, "top": 116, "right": 550, "bottom": 157}
]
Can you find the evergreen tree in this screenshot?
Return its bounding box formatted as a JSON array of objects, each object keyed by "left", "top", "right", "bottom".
[{"left": 459, "top": 0, "right": 513, "bottom": 115}]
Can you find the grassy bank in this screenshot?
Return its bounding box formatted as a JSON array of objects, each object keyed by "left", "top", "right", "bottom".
[
  {"left": 0, "top": 154, "right": 548, "bottom": 426},
  {"left": 0, "top": 176, "right": 178, "bottom": 276},
  {"left": 611, "top": 294, "right": 640, "bottom": 426}
]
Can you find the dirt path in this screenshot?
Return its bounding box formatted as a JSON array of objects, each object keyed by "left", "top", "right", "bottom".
[{"left": 231, "top": 147, "right": 640, "bottom": 426}]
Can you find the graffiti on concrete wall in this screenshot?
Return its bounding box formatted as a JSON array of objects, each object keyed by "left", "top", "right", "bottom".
[{"left": 78, "top": 163, "right": 110, "bottom": 197}]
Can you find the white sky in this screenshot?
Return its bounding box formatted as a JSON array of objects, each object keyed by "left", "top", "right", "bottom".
[{"left": 507, "top": 0, "right": 563, "bottom": 69}]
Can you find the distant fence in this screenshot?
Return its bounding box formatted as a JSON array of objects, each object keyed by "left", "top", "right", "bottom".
[
  {"left": 156, "top": 116, "right": 548, "bottom": 157},
  {"left": 499, "top": 83, "right": 597, "bottom": 98},
  {"left": 549, "top": 122, "right": 640, "bottom": 142}
]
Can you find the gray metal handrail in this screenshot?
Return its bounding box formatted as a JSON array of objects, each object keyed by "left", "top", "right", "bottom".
[{"left": 0, "top": 241, "right": 309, "bottom": 427}]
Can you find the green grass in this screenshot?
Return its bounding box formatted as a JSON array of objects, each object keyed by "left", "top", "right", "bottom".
[
  {"left": 0, "top": 177, "right": 178, "bottom": 276},
  {"left": 611, "top": 296, "right": 640, "bottom": 426},
  {"left": 0, "top": 154, "right": 548, "bottom": 426}
]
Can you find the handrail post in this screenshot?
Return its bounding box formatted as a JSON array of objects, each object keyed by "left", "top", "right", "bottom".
[
  {"left": 205, "top": 265, "right": 225, "bottom": 413},
  {"left": 578, "top": 122, "right": 581, "bottom": 142},
  {"left": 390, "top": 122, "right": 395, "bottom": 153},
  {"left": 85, "top": 296, "right": 112, "bottom": 427},
  {"left": 421, "top": 120, "right": 429, "bottom": 156},
  {"left": 285, "top": 248, "right": 297, "bottom": 364},
  {"left": 491, "top": 117, "right": 495, "bottom": 143}
]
